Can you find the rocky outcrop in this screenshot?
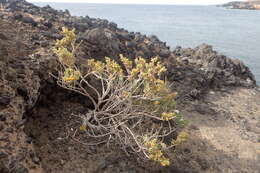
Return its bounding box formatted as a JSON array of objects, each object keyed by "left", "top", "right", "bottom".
[
  {"left": 220, "top": 0, "right": 260, "bottom": 10},
  {"left": 0, "top": 0, "right": 258, "bottom": 173},
  {"left": 167, "top": 44, "right": 256, "bottom": 99}
]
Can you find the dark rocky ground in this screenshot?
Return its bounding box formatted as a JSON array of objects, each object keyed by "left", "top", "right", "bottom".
[{"left": 0, "top": 0, "right": 259, "bottom": 172}]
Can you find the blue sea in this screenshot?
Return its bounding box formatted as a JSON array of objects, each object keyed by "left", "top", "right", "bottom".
[{"left": 35, "top": 3, "right": 260, "bottom": 84}]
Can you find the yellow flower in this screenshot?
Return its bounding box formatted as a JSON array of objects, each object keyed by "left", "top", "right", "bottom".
[
  {"left": 153, "top": 101, "right": 160, "bottom": 105},
  {"left": 79, "top": 125, "right": 87, "bottom": 131},
  {"left": 62, "top": 68, "right": 81, "bottom": 83},
  {"left": 120, "top": 54, "right": 133, "bottom": 72},
  {"left": 171, "top": 131, "right": 188, "bottom": 146},
  {"left": 144, "top": 137, "right": 170, "bottom": 166},
  {"left": 63, "top": 77, "right": 76, "bottom": 82},
  {"left": 129, "top": 68, "right": 139, "bottom": 79},
  {"left": 151, "top": 56, "right": 159, "bottom": 64},
  {"left": 159, "top": 157, "right": 170, "bottom": 166},
  {"left": 158, "top": 66, "right": 166, "bottom": 75},
  {"left": 161, "top": 112, "right": 176, "bottom": 121},
  {"left": 55, "top": 27, "right": 76, "bottom": 48},
  {"left": 53, "top": 47, "right": 75, "bottom": 66},
  {"left": 122, "top": 91, "right": 131, "bottom": 98},
  {"left": 160, "top": 142, "right": 167, "bottom": 149},
  {"left": 87, "top": 59, "right": 105, "bottom": 73}
]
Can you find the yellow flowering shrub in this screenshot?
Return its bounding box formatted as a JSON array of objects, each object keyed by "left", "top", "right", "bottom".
[{"left": 53, "top": 27, "right": 187, "bottom": 167}]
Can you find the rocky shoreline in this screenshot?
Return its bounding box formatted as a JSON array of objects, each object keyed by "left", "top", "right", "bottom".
[
  {"left": 220, "top": 0, "right": 260, "bottom": 10},
  {"left": 0, "top": 0, "right": 259, "bottom": 173}
]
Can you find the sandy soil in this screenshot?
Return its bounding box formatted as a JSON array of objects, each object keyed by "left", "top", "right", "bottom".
[{"left": 181, "top": 87, "right": 260, "bottom": 173}]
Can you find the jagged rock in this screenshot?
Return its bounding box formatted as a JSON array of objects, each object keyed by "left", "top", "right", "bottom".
[
  {"left": 13, "top": 13, "right": 23, "bottom": 20},
  {"left": 109, "top": 22, "right": 118, "bottom": 30},
  {"left": 159, "top": 49, "right": 171, "bottom": 57},
  {"left": 171, "top": 44, "right": 256, "bottom": 97},
  {"left": 149, "top": 35, "right": 160, "bottom": 42},
  {"left": 42, "top": 31, "right": 61, "bottom": 39},
  {"left": 21, "top": 16, "right": 37, "bottom": 26},
  {"left": 73, "top": 23, "right": 89, "bottom": 32},
  {"left": 117, "top": 32, "right": 132, "bottom": 41},
  {"left": 80, "top": 28, "right": 122, "bottom": 59},
  {"left": 43, "top": 20, "right": 53, "bottom": 28},
  {"left": 41, "top": 5, "right": 58, "bottom": 14},
  {"left": 125, "top": 41, "right": 136, "bottom": 48}
]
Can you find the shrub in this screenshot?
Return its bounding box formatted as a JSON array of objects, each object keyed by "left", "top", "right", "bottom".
[{"left": 53, "top": 27, "right": 187, "bottom": 166}]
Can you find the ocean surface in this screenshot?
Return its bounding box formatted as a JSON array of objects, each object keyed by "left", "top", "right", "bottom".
[{"left": 35, "top": 3, "right": 260, "bottom": 84}]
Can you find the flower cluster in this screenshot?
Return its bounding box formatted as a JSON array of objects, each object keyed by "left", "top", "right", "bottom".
[
  {"left": 87, "top": 57, "right": 123, "bottom": 79},
  {"left": 62, "top": 68, "right": 81, "bottom": 83},
  {"left": 125, "top": 56, "right": 167, "bottom": 97},
  {"left": 105, "top": 57, "right": 123, "bottom": 76},
  {"left": 129, "top": 57, "right": 166, "bottom": 97},
  {"left": 53, "top": 27, "right": 81, "bottom": 84},
  {"left": 87, "top": 59, "right": 105, "bottom": 74},
  {"left": 53, "top": 27, "right": 76, "bottom": 67},
  {"left": 171, "top": 131, "right": 188, "bottom": 146},
  {"left": 53, "top": 47, "right": 75, "bottom": 67},
  {"left": 120, "top": 54, "right": 132, "bottom": 72},
  {"left": 144, "top": 138, "right": 170, "bottom": 166},
  {"left": 161, "top": 112, "right": 176, "bottom": 121},
  {"left": 55, "top": 27, "right": 76, "bottom": 47},
  {"left": 79, "top": 125, "right": 87, "bottom": 131}
]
